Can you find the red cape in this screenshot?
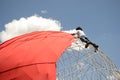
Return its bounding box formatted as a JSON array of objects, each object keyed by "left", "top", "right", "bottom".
[{"left": 0, "top": 31, "right": 74, "bottom": 80}]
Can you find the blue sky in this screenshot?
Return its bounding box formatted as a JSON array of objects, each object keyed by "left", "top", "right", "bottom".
[{"left": 0, "top": 0, "right": 120, "bottom": 68}]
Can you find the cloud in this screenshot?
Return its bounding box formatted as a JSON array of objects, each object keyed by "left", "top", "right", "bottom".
[
  {"left": 0, "top": 15, "right": 62, "bottom": 42},
  {"left": 41, "top": 10, "right": 48, "bottom": 14}
]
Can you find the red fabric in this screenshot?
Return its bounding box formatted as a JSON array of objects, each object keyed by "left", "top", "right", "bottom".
[
  {"left": 0, "top": 31, "right": 74, "bottom": 80},
  {"left": 0, "top": 64, "right": 56, "bottom": 80}
]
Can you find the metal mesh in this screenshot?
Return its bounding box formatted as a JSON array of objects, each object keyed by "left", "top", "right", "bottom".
[{"left": 56, "top": 39, "right": 120, "bottom": 80}]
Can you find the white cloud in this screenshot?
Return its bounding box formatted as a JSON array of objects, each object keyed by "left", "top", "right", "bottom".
[
  {"left": 0, "top": 15, "right": 62, "bottom": 42},
  {"left": 41, "top": 10, "right": 48, "bottom": 14}
]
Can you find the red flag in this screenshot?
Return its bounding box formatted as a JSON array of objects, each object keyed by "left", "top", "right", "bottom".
[{"left": 0, "top": 31, "right": 74, "bottom": 80}]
